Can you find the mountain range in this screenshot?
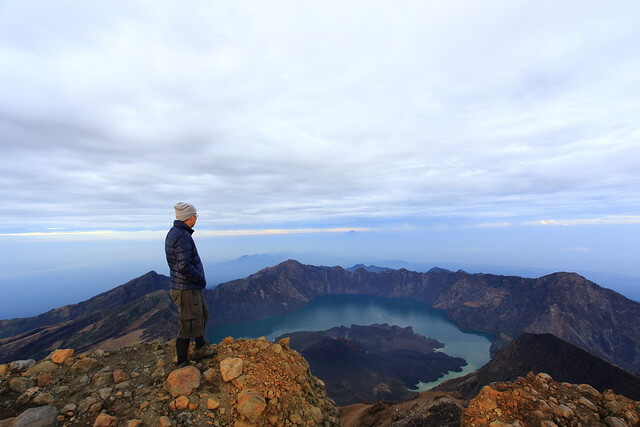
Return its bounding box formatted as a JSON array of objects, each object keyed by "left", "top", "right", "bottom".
[
  {"left": 2, "top": 260, "right": 640, "bottom": 378},
  {"left": 207, "top": 260, "right": 640, "bottom": 374}
]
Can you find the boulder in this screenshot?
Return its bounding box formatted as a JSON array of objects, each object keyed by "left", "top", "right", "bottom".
[
  {"left": 33, "top": 392, "right": 54, "bottom": 405},
  {"left": 278, "top": 337, "right": 290, "bottom": 349},
  {"left": 163, "top": 366, "right": 201, "bottom": 397},
  {"left": 24, "top": 361, "right": 57, "bottom": 376},
  {"left": 202, "top": 368, "right": 216, "bottom": 383},
  {"left": 92, "top": 372, "right": 112, "bottom": 386},
  {"left": 174, "top": 395, "right": 189, "bottom": 411},
  {"left": 219, "top": 357, "right": 243, "bottom": 382},
  {"left": 157, "top": 415, "right": 173, "bottom": 426},
  {"left": 207, "top": 397, "right": 220, "bottom": 410},
  {"left": 71, "top": 357, "right": 100, "bottom": 372},
  {"left": 93, "top": 413, "right": 117, "bottom": 427},
  {"left": 9, "top": 359, "right": 36, "bottom": 372},
  {"left": 51, "top": 349, "right": 74, "bottom": 364},
  {"left": 37, "top": 372, "right": 54, "bottom": 386},
  {"left": 113, "top": 369, "right": 129, "bottom": 384},
  {"left": 237, "top": 388, "right": 266, "bottom": 423},
  {"left": 12, "top": 405, "right": 58, "bottom": 427},
  {"left": 9, "top": 377, "right": 35, "bottom": 393}
]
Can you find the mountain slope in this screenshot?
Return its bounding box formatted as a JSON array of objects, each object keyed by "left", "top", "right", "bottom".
[
  {"left": 434, "top": 333, "right": 640, "bottom": 400},
  {"left": 0, "top": 271, "right": 170, "bottom": 338},
  {"left": 0, "top": 272, "right": 174, "bottom": 363}
]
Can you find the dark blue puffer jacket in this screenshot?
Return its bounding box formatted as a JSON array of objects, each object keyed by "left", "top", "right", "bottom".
[{"left": 165, "top": 220, "right": 206, "bottom": 290}]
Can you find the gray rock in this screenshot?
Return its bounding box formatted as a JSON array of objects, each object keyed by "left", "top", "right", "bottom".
[
  {"left": 33, "top": 392, "right": 54, "bottom": 405},
  {"left": 9, "top": 360, "right": 36, "bottom": 372},
  {"left": 12, "top": 405, "right": 58, "bottom": 426},
  {"left": 8, "top": 378, "right": 35, "bottom": 393},
  {"left": 52, "top": 385, "right": 69, "bottom": 395},
  {"left": 176, "top": 412, "right": 193, "bottom": 425},
  {"left": 604, "top": 416, "right": 628, "bottom": 427},
  {"left": 98, "top": 387, "right": 112, "bottom": 400},
  {"left": 78, "top": 396, "right": 97, "bottom": 412},
  {"left": 61, "top": 402, "right": 77, "bottom": 412},
  {"left": 77, "top": 375, "right": 90, "bottom": 385},
  {"left": 115, "top": 380, "right": 130, "bottom": 390},
  {"left": 578, "top": 396, "right": 597, "bottom": 411},
  {"left": 92, "top": 372, "right": 112, "bottom": 386}
]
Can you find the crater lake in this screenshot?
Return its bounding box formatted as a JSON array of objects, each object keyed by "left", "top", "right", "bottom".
[{"left": 207, "top": 294, "right": 492, "bottom": 390}]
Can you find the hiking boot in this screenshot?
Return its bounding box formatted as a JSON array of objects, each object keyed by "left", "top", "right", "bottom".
[
  {"left": 192, "top": 344, "right": 217, "bottom": 361},
  {"left": 176, "top": 359, "right": 190, "bottom": 368}
]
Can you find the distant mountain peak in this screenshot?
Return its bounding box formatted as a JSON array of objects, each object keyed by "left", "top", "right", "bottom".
[
  {"left": 427, "top": 266, "right": 452, "bottom": 273},
  {"left": 346, "top": 264, "right": 392, "bottom": 273}
]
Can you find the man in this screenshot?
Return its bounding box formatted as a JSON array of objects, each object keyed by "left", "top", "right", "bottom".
[{"left": 165, "top": 202, "right": 215, "bottom": 366}]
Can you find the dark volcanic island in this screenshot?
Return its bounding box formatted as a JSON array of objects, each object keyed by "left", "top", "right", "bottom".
[{"left": 277, "top": 323, "right": 466, "bottom": 405}]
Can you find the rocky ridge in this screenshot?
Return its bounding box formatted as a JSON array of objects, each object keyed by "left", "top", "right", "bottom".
[
  {"left": 0, "top": 337, "right": 339, "bottom": 426},
  {"left": 340, "top": 391, "right": 465, "bottom": 426},
  {"left": 464, "top": 372, "right": 640, "bottom": 426},
  {"left": 339, "top": 372, "right": 640, "bottom": 426}
]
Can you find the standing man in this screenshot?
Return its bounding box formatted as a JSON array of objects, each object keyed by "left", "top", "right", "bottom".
[{"left": 165, "top": 202, "right": 215, "bottom": 366}]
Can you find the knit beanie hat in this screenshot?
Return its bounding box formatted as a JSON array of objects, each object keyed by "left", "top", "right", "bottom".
[{"left": 174, "top": 202, "right": 197, "bottom": 221}]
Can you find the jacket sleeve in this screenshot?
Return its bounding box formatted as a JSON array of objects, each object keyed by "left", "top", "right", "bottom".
[{"left": 173, "top": 234, "right": 206, "bottom": 287}]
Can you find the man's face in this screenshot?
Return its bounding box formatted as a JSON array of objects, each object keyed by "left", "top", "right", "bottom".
[{"left": 185, "top": 214, "right": 197, "bottom": 228}]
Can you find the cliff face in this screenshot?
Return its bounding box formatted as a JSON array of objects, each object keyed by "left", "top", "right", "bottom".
[{"left": 0, "top": 337, "right": 339, "bottom": 426}]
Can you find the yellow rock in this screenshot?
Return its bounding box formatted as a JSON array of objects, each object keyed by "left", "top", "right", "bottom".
[
  {"left": 207, "top": 397, "right": 220, "bottom": 410},
  {"left": 219, "top": 358, "right": 243, "bottom": 382},
  {"left": 163, "top": 366, "right": 201, "bottom": 397},
  {"left": 51, "top": 349, "right": 74, "bottom": 364},
  {"left": 174, "top": 395, "right": 189, "bottom": 411},
  {"left": 93, "top": 413, "right": 117, "bottom": 427}
]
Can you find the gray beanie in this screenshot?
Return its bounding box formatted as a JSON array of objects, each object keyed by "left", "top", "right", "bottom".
[{"left": 174, "top": 202, "right": 197, "bottom": 221}]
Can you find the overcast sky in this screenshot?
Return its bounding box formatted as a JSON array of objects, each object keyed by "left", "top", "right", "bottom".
[{"left": 1, "top": 0, "right": 638, "bottom": 235}]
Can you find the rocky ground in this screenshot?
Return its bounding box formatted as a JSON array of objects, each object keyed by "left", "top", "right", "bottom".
[
  {"left": 464, "top": 372, "right": 640, "bottom": 426},
  {"left": 0, "top": 337, "right": 339, "bottom": 426},
  {"left": 340, "top": 391, "right": 464, "bottom": 426}
]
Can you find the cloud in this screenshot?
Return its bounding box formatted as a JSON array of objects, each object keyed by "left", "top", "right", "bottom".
[
  {"left": 0, "top": 227, "right": 371, "bottom": 241},
  {"left": 562, "top": 246, "right": 591, "bottom": 253},
  {"left": 1, "top": 1, "right": 640, "bottom": 232},
  {"left": 526, "top": 215, "right": 640, "bottom": 226},
  {"left": 465, "top": 222, "right": 511, "bottom": 229}
]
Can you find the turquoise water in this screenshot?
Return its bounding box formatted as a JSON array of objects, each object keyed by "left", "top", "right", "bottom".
[{"left": 207, "top": 294, "right": 492, "bottom": 390}]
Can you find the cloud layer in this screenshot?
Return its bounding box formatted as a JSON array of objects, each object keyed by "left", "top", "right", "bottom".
[{"left": 1, "top": 1, "right": 639, "bottom": 232}]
